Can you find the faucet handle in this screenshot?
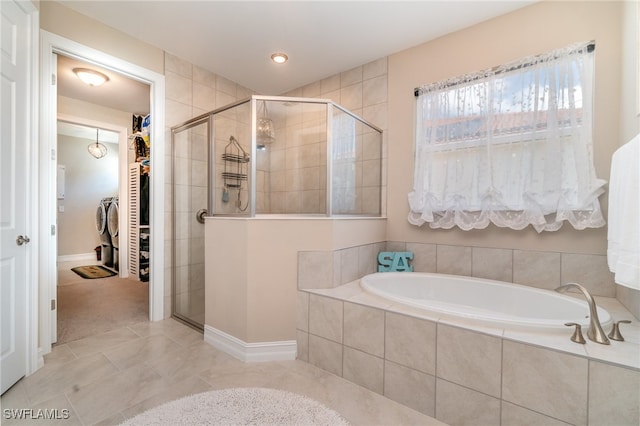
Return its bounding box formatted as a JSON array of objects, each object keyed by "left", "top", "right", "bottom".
[
  {"left": 608, "top": 320, "right": 632, "bottom": 342},
  {"left": 565, "top": 323, "right": 587, "bottom": 344}
]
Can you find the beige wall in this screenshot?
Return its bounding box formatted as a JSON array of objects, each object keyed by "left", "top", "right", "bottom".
[
  {"left": 206, "top": 217, "right": 386, "bottom": 342},
  {"left": 57, "top": 135, "right": 118, "bottom": 256},
  {"left": 621, "top": 0, "right": 640, "bottom": 142},
  {"left": 40, "top": 1, "right": 164, "bottom": 74},
  {"left": 58, "top": 96, "right": 130, "bottom": 130},
  {"left": 387, "top": 0, "right": 623, "bottom": 255}
]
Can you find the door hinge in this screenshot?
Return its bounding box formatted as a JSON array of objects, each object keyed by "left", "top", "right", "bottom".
[
  {"left": 51, "top": 73, "right": 56, "bottom": 85},
  {"left": 51, "top": 224, "right": 56, "bottom": 236},
  {"left": 51, "top": 299, "right": 56, "bottom": 310},
  {"left": 51, "top": 149, "right": 56, "bottom": 161}
]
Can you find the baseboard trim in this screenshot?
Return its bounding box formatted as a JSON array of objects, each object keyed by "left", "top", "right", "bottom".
[
  {"left": 57, "top": 253, "right": 96, "bottom": 263},
  {"left": 204, "top": 325, "right": 296, "bottom": 363}
]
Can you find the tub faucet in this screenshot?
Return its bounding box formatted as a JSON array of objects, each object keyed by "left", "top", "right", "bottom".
[{"left": 555, "top": 283, "right": 610, "bottom": 345}]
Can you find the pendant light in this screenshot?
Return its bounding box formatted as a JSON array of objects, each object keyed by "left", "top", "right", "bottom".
[
  {"left": 256, "top": 100, "right": 275, "bottom": 149},
  {"left": 88, "top": 128, "right": 107, "bottom": 159}
]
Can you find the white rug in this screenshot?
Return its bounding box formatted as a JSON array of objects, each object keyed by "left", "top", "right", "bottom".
[{"left": 120, "top": 387, "right": 350, "bottom": 425}]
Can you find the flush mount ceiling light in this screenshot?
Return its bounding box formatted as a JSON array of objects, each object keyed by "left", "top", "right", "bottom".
[
  {"left": 270, "top": 52, "right": 288, "bottom": 64},
  {"left": 88, "top": 128, "right": 108, "bottom": 159},
  {"left": 73, "top": 67, "right": 109, "bottom": 87}
]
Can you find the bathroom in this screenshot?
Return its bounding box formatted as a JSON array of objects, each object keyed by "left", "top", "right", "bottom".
[
  {"left": 2, "top": 0, "right": 638, "bottom": 425},
  {"left": 169, "top": 1, "right": 638, "bottom": 424},
  {"left": 164, "top": 2, "right": 640, "bottom": 425}
]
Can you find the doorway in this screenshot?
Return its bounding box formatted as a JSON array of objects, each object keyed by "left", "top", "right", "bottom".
[
  {"left": 55, "top": 116, "right": 150, "bottom": 343},
  {"left": 39, "top": 31, "right": 166, "bottom": 356}
]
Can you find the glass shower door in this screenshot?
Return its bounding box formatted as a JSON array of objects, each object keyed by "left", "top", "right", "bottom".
[{"left": 171, "top": 118, "right": 208, "bottom": 329}]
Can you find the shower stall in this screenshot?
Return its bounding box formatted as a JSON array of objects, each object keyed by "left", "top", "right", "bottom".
[{"left": 171, "top": 95, "right": 383, "bottom": 329}]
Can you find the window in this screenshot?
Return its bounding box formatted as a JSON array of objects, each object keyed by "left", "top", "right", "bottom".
[{"left": 408, "top": 42, "right": 606, "bottom": 232}]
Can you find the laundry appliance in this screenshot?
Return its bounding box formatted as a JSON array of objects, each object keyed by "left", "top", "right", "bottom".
[
  {"left": 107, "top": 196, "right": 120, "bottom": 272},
  {"left": 96, "top": 197, "right": 114, "bottom": 267}
]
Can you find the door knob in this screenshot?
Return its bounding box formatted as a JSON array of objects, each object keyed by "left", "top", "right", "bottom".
[{"left": 16, "top": 235, "right": 30, "bottom": 246}]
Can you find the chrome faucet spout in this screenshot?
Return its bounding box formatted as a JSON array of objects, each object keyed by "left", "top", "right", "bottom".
[{"left": 555, "top": 283, "right": 610, "bottom": 345}]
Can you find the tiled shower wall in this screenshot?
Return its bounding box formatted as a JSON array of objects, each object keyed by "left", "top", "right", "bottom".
[
  {"left": 265, "top": 102, "right": 328, "bottom": 214},
  {"left": 164, "top": 52, "right": 253, "bottom": 318},
  {"left": 282, "top": 57, "right": 388, "bottom": 216}
]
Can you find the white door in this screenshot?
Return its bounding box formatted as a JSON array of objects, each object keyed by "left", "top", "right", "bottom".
[{"left": 1, "top": 0, "right": 32, "bottom": 394}]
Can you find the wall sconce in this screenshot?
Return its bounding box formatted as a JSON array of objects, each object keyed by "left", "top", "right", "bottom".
[
  {"left": 88, "top": 128, "right": 107, "bottom": 159},
  {"left": 73, "top": 68, "right": 109, "bottom": 87}
]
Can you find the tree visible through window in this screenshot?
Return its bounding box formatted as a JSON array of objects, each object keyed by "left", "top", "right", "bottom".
[{"left": 409, "top": 42, "right": 605, "bottom": 232}]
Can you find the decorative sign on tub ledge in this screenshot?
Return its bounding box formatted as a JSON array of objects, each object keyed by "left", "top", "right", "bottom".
[{"left": 378, "top": 252, "right": 413, "bottom": 272}]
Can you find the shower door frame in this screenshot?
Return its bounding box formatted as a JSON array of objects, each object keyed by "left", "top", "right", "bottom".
[{"left": 170, "top": 114, "right": 211, "bottom": 331}]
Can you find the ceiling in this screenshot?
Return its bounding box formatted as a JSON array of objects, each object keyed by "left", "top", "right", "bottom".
[
  {"left": 57, "top": 121, "right": 120, "bottom": 145},
  {"left": 58, "top": 0, "right": 536, "bottom": 99},
  {"left": 57, "top": 54, "right": 151, "bottom": 115}
]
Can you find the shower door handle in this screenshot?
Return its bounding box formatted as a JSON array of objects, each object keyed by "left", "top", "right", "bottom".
[{"left": 196, "top": 209, "right": 207, "bottom": 224}]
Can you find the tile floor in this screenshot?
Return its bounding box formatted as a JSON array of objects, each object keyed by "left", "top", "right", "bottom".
[{"left": 1, "top": 318, "right": 444, "bottom": 425}]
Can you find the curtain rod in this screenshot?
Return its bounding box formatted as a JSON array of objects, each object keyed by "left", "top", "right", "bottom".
[{"left": 414, "top": 42, "right": 595, "bottom": 97}]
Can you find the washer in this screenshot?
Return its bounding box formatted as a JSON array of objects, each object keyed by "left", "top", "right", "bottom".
[
  {"left": 96, "top": 197, "right": 114, "bottom": 267},
  {"left": 107, "top": 196, "right": 120, "bottom": 272}
]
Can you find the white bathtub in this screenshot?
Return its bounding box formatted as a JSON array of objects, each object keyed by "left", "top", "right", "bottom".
[{"left": 360, "top": 272, "right": 612, "bottom": 331}]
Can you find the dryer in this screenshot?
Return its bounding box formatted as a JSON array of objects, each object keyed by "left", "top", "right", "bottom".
[
  {"left": 107, "top": 197, "right": 120, "bottom": 271},
  {"left": 96, "top": 197, "right": 114, "bottom": 267}
]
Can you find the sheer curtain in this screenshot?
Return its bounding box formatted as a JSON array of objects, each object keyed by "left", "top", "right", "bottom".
[{"left": 408, "top": 41, "right": 606, "bottom": 232}]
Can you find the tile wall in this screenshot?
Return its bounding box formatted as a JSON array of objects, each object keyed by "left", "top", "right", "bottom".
[
  {"left": 297, "top": 240, "right": 639, "bottom": 425},
  {"left": 297, "top": 291, "right": 639, "bottom": 426},
  {"left": 260, "top": 101, "right": 328, "bottom": 214},
  {"left": 164, "top": 53, "right": 253, "bottom": 319},
  {"left": 299, "top": 241, "right": 616, "bottom": 297},
  {"left": 282, "top": 57, "right": 388, "bottom": 215}
]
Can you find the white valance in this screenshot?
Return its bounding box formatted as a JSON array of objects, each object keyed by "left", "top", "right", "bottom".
[{"left": 409, "top": 42, "right": 606, "bottom": 233}]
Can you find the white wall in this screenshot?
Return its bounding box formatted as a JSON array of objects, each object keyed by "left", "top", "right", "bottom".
[{"left": 57, "top": 134, "right": 118, "bottom": 257}]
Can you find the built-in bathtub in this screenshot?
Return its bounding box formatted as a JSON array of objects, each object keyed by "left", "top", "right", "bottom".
[
  {"left": 360, "top": 272, "right": 613, "bottom": 331},
  {"left": 297, "top": 242, "right": 639, "bottom": 425}
]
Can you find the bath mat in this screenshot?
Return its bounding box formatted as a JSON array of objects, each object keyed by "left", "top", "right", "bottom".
[
  {"left": 71, "top": 265, "right": 116, "bottom": 279},
  {"left": 119, "top": 387, "right": 350, "bottom": 425}
]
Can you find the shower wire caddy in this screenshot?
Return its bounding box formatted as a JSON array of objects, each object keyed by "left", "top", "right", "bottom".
[{"left": 221, "top": 135, "right": 249, "bottom": 189}]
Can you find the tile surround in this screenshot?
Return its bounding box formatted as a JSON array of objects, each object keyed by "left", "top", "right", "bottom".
[
  {"left": 343, "top": 302, "right": 385, "bottom": 358},
  {"left": 501, "top": 401, "right": 571, "bottom": 426},
  {"left": 588, "top": 361, "right": 640, "bottom": 426},
  {"left": 435, "top": 378, "right": 501, "bottom": 426},
  {"left": 308, "top": 294, "right": 343, "bottom": 343},
  {"left": 385, "top": 312, "right": 436, "bottom": 375},
  {"left": 299, "top": 241, "right": 618, "bottom": 299},
  {"left": 502, "top": 341, "right": 589, "bottom": 425},
  {"left": 342, "top": 346, "right": 384, "bottom": 394},
  {"left": 298, "top": 240, "right": 639, "bottom": 426},
  {"left": 472, "top": 246, "right": 513, "bottom": 282},
  {"left": 384, "top": 360, "right": 436, "bottom": 416},
  {"left": 436, "top": 324, "right": 502, "bottom": 398}
]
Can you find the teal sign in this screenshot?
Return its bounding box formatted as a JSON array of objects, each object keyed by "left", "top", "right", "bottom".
[{"left": 378, "top": 251, "right": 413, "bottom": 272}]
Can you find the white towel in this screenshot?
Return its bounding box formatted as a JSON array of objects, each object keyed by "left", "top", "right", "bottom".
[{"left": 607, "top": 133, "right": 640, "bottom": 290}]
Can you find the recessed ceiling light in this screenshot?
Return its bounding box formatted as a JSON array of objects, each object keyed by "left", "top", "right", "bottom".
[
  {"left": 270, "top": 53, "right": 288, "bottom": 64},
  {"left": 73, "top": 68, "right": 109, "bottom": 86}
]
